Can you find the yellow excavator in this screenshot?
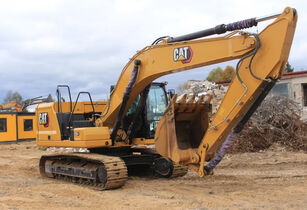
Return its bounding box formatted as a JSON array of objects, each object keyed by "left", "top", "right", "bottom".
[
  {"left": 36, "top": 7, "right": 297, "bottom": 190},
  {"left": 0, "top": 102, "right": 23, "bottom": 112},
  {"left": 0, "top": 96, "right": 50, "bottom": 112}
]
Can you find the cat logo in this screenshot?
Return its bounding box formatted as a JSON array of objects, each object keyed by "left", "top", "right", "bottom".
[
  {"left": 39, "top": 112, "right": 49, "bottom": 127},
  {"left": 173, "top": 46, "right": 193, "bottom": 64}
]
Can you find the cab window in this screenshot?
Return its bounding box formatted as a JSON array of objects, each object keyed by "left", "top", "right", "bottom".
[
  {"left": 24, "top": 119, "right": 33, "bottom": 131},
  {"left": 0, "top": 118, "right": 7, "bottom": 132},
  {"left": 147, "top": 85, "right": 167, "bottom": 135}
]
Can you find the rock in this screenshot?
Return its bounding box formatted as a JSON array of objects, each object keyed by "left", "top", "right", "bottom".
[{"left": 178, "top": 80, "right": 228, "bottom": 113}]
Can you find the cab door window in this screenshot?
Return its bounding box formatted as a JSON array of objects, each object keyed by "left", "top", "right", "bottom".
[{"left": 147, "top": 85, "right": 168, "bottom": 136}]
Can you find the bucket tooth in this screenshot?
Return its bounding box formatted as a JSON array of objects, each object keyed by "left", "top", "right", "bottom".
[
  {"left": 177, "top": 102, "right": 188, "bottom": 113},
  {"left": 177, "top": 93, "right": 197, "bottom": 113},
  {"left": 170, "top": 94, "right": 179, "bottom": 111},
  {"left": 177, "top": 94, "right": 187, "bottom": 103},
  {"left": 171, "top": 94, "right": 178, "bottom": 103},
  {"left": 197, "top": 95, "right": 205, "bottom": 104},
  {"left": 185, "top": 95, "right": 205, "bottom": 113},
  {"left": 175, "top": 94, "right": 187, "bottom": 112},
  {"left": 187, "top": 93, "right": 196, "bottom": 103},
  {"left": 205, "top": 94, "right": 213, "bottom": 103}
]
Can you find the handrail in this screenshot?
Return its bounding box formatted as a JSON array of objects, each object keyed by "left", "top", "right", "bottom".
[
  {"left": 56, "top": 85, "right": 72, "bottom": 113},
  {"left": 67, "top": 92, "right": 96, "bottom": 129}
]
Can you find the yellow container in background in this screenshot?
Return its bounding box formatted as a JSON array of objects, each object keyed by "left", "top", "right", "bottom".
[{"left": 0, "top": 112, "right": 36, "bottom": 142}]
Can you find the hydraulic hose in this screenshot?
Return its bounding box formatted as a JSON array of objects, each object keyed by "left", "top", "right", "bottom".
[
  {"left": 110, "top": 59, "right": 141, "bottom": 142},
  {"left": 204, "top": 131, "right": 237, "bottom": 174}
]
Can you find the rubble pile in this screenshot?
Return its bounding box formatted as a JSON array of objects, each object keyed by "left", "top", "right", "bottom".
[
  {"left": 231, "top": 95, "right": 307, "bottom": 153},
  {"left": 180, "top": 80, "right": 307, "bottom": 153},
  {"left": 182, "top": 80, "right": 228, "bottom": 113}
]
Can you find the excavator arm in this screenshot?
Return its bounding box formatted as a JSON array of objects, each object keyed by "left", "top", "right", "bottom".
[{"left": 101, "top": 7, "right": 297, "bottom": 176}]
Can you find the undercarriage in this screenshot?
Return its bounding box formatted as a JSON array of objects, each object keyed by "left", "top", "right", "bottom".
[{"left": 39, "top": 147, "right": 188, "bottom": 190}]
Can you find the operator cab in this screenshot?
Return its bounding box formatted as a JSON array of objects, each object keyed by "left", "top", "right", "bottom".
[
  {"left": 123, "top": 82, "right": 169, "bottom": 139},
  {"left": 52, "top": 83, "right": 170, "bottom": 141}
]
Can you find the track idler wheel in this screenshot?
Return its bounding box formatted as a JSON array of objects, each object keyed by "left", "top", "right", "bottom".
[
  {"left": 153, "top": 157, "right": 188, "bottom": 178},
  {"left": 153, "top": 158, "right": 172, "bottom": 177}
]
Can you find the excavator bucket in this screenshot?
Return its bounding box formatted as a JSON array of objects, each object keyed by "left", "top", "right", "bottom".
[{"left": 155, "top": 94, "right": 212, "bottom": 164}]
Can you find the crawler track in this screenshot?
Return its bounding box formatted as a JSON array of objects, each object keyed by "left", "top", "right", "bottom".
[
  {"left": 170, "top": 162, "right": 188, "bottom": 178},
  {"left": 39, "top": 153, "right": 128, "bottom": 190}
]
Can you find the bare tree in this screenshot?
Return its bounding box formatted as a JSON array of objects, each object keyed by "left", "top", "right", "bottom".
[{"left": 3, "top": 90, "right": 23, "bottom": 105}]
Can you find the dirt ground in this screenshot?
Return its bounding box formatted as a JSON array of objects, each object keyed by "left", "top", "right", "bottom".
[{"left": 0, "top": 141, "right": 306, "bottom": 210}]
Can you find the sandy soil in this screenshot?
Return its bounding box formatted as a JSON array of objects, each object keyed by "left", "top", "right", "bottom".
[{"left": 0, "top": 141, "right": 306, "bottom": 210}]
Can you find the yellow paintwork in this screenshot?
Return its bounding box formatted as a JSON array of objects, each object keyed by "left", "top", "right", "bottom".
[
  {"left": 37, "top": 139, "right": 112, "bottom": 148},
  {"left": 114, "top": 138, "right": 155, "bottom": 146},
  {"left": 0, "top": 102, "right": 22, "bottom": 112},
  {"left": 55, "top": 101, "right": 107, "bottom": 113},
  {"left": 36, "top": 101, "right": 155, "bottom": 147},
  {"left": 36, "top": 103, "right": 62, "bottom": 141},
  {"left": 0, "top": 114, "right": 16, "bottom": 142},
  {"left": 0, "top": 113, "right": 36, "bottom": 142},
  {"left": 35, "top": 7, "right": 297, "bottom": 176},
  {"left": 17, "top": 115, "right": 36, "bottom": 140}
]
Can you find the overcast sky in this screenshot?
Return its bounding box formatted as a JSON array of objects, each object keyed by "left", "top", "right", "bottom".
[{"left": 0, "top": 0, "right": 306, "bottom": 102}]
